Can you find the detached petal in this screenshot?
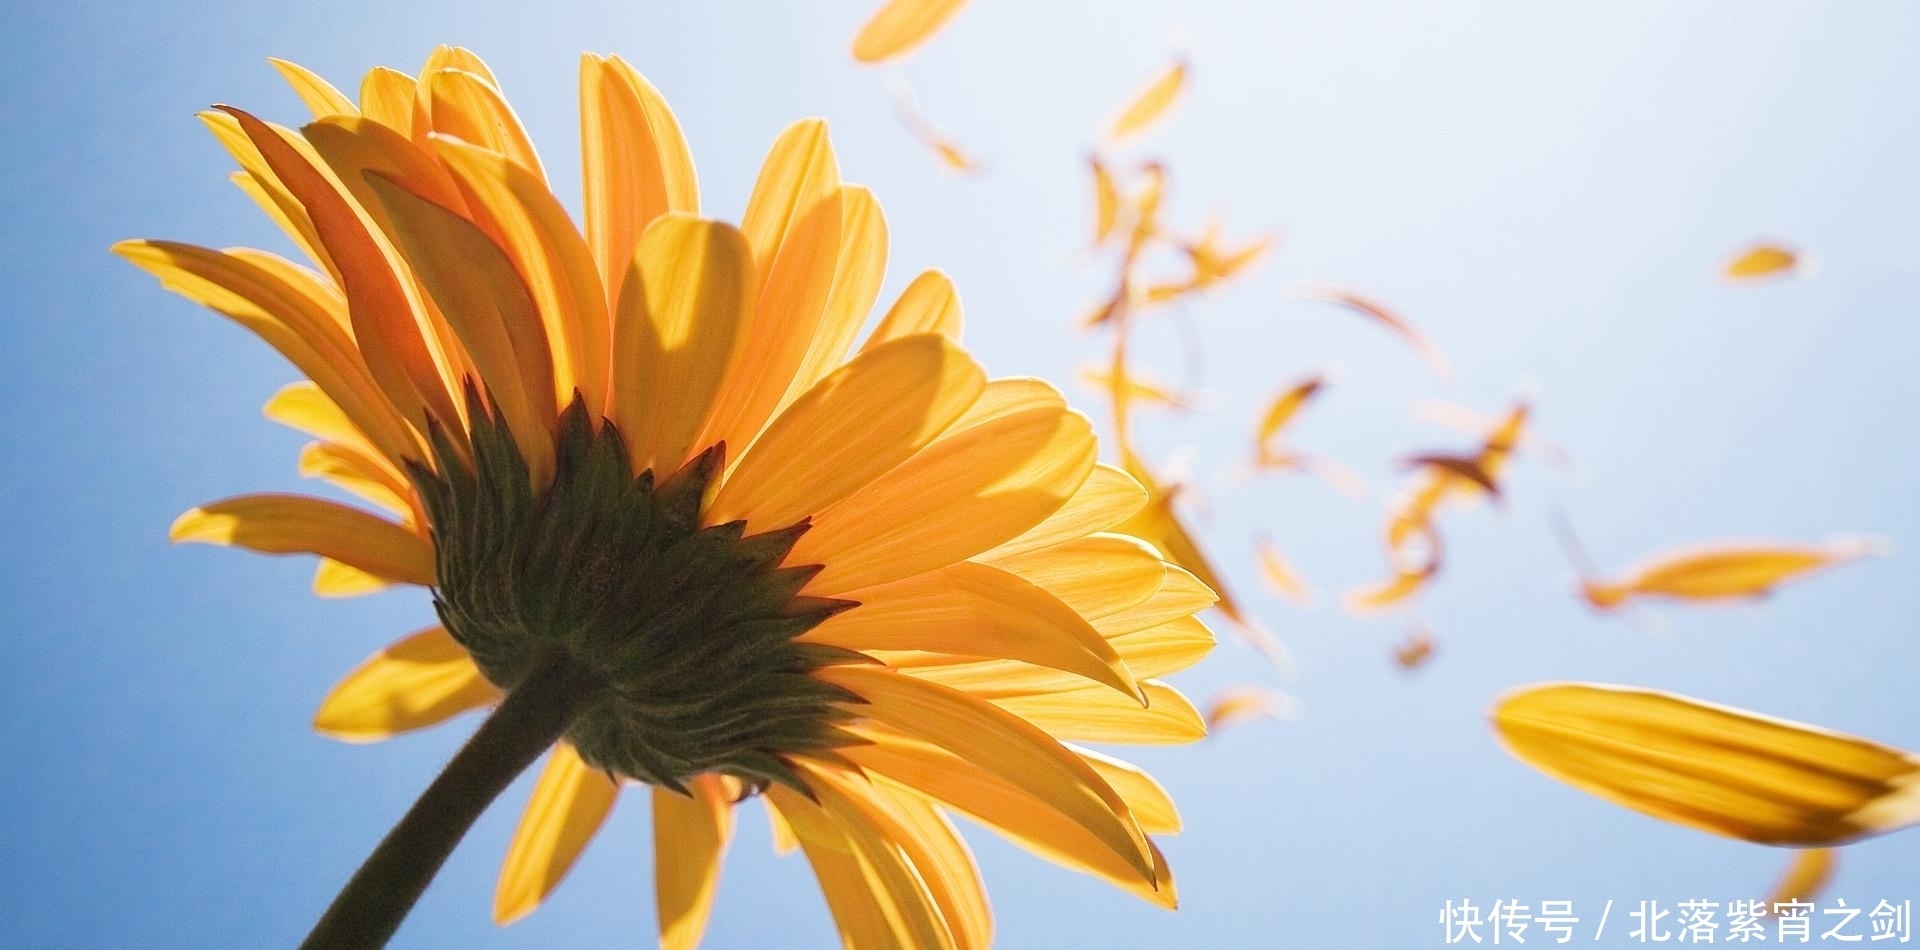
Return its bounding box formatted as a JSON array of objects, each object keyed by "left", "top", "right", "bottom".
[
  {"left": 850, "top": 0, "right": 971, "bottom": 65},
  {"left": 1493, "top": 683, "right": 1920, "bottom": 846}
]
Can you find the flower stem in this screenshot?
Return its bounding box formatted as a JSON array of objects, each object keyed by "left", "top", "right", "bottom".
[{"left": 299, "top": 653, "right": 598, "bottom": 950}]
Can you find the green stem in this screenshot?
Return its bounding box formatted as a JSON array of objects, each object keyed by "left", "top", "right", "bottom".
[{"left": 299, "top": 654, "right": 598, "bottom": 950}]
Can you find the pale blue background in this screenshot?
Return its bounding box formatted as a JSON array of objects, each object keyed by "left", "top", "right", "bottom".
[{"left": 4, "top": 2, "right": 1918, "bottom": 946}]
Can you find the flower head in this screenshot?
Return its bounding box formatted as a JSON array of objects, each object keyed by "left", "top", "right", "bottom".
[{"left": 121, "top": 47, "right": 1215, "bottom": 946}]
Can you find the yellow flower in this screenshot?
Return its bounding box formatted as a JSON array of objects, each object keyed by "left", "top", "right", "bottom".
[{"left": 120, "top": 47, "right": 1214, "bottom": 948}]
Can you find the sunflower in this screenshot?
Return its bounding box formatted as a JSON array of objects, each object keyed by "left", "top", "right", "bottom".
[{"left": 119, "top": 47, "right": 1215, "bottom": 948}]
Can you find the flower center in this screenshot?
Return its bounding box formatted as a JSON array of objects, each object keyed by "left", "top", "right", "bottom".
[{"left": 408, "top": 388, "right": 863, "bottom": 793}]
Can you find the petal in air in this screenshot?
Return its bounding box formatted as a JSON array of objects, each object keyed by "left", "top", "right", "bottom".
[
  {"left": 1108, "top": 56, "right": 1189, "bottom": 143},
  {"left": 1290, "top": 281, "right": 1452, "bottom": 381},
  {"left": 1492, "top": 683, "right": 1920, "bottom": 846},
  {"left": 1202, "top": 684, "right": 1295, "bottom": 735},
  {"left": 1724, "top": 241, "right": 1804, "bottom": 282},
  {"left": 1766, "top": 848, "right": 1837, "bottom": 905},
  {"left": 1576, "top": 536, "right": 1889, "bottom": 612},
  {"left": 890, "top": 77, "right": 984, "bottom": 176},
  {"left": 851, "top": 0, "right": 971, "bottom": 65}
]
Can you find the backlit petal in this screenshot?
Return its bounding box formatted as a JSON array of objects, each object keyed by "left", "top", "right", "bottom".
[
  {"left": 313, "top": 626, "right": 498, "bottom": 741},
  {"left": 495, "top": 745, "right": 621, "bottom": 924},
  {"left": 171, "top": 493, "right": 433, "bottom": 586}
]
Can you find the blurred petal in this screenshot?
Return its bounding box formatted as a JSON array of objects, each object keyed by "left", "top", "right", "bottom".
[
  {"left": 1493, "top": 683, "right": 1920, "bottom": 846},
  {"left": 851, "top": 0, "right": 971, "bottom": 65},
  {"left": 1107, "top": 58, "right": 1188, "bottom": 142}
]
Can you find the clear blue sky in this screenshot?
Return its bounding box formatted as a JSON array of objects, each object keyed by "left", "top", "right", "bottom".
[{"left": 4, "top": 2, "right": 1918, "bottom": 946}]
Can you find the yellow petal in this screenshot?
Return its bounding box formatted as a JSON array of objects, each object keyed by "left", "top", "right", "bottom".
[
  {"left": 818, "top": 666, "right": 1155, "bottom": 881},
  {"left": 423, "top": 67, "right": 546, "bottom": 181},
  {"left": 738, "top": 119, "right": 841, "bottom": 282},
  {"left": 364, "top": 171, "right": 558, "bottom": 486},
  {"left": 1113, "top": 461, "right": 1250, "bottom": 634},
  {"left": 198, "top": 111, "right": 332, "bottom": 276},
  {"left": 432, "top": 135, "right": 612, "bottom": 416},
  {"left": 580, "top": 54, "right": 700, "bottom": 310},
  {"left": 1107, "top": 615, "right": 1215, "bottom": 679},
  {"left": 1293, "top": 282, "right": 1452, "bottom": 381},
  {"left": 1590, "top": 537, "right": 1885, "bottom": 610},
  {"left": 1088, "top": 155, "right": 1120, "bottom": 248},
  {"left": 806, "top": 560, "right": 1143, "bottom": 701},
  {"left": 268, "top": 58, "right": 356, "bottom": 119},
  {"left": 983, "top": 533, "right": 1166, "bottom": 621},
  {"left": 845, "top": 734, "right": 1175, "bottom": 908},
  {"left": 992, "top": 679, "right": 1207, "bottom": 746},
  {"left": 654, "top": 775, "right": 735, "bottom": 950},
  {"left": 710, "top": 334, "right": 986, "bottom": 533},
  {"left": 216, "top": 106, "right": 461, "bottom": 432},
  {"left": 609, "top": 215, "right": 754, "bottom": 475},
  {"left": 765, "top": 797, "right": 799, "bottom": 856},
  {"left": 171, "top": 493, "right": 433, "bottom": 586},
  {"left": 1108, "top": 58, "right": 1188, "bottom": 142},
  {"left": 495, "top": 745, "right": 621, "bottom": 924},
  {"left": 1767, "top": 848, "right": 1837, "bottom": 905},
  {"left": 981, "top": 463, "right": 1148, "bottom": 560},
  {"left": 768, "top": 778, "right": 956, "bottom": 950},
  {"left": 1202, "top": 684, "right": 1293, "bottom": 735},
  {"left": 1255, "top": 538, "right": 1313, "bottom": 604},
  {"left": 862, "top": 269, "right": 963, "bottom": 352},
  {"left": 1254, "top": 375, "right": 1327, "bottom": 461},
  {"left": 1341, "top": 570, "right": 1430, "bottom": 615},
  {"left": 849, "top": 781, "right": 992, "bottom": 950},
  {"left": 298, "top": 441, "right": 412, "bottom": 517},
  {"left": 113, "top": 240, "right": 418, "bottom": 467},
  {"left": 313, "top": 626, "right": 499, "bottom": 741},
  {"left": 1069, "top": 745, "right": 1181, "bottom": 834},
  {"left": 313, "top": 557, "right": 392, "bottom": 598},
  {"left": 776, "top": 186, "right": 889, "bottom": 412},
  {"left": 1726, "top": 242, "right": 1801, "bottom": 281},
  {"left": 1095, "top": 567, "right": 1217, "bottom": 636},
  {"left": 1078, "top": 365, "right": 1189, "bottom": 411},
  {"left": 850, "top": 0, "right": 971, "bottom": 65},
  {"left": 697, "top": 139, "right": 844, "bottom": 460},
  {"left": 1492, "top": 682, "right": 1920, "bottom": 846},
  {"left": 357, "top": 66, "right": 418, "bottom": 132},
  {"left": 896, "top": 614, "right": 1210, "bottom": 697},
  {"left": 264, "top": 382, "right": 381, "bottom": 459},
  {"left": 796, "top": 401, "right": 1096, "bottom": 594}
]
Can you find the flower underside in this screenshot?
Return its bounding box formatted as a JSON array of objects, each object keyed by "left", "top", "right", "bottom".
[{"left": 412, "top": 384, "right": 865, "bottom": 794}]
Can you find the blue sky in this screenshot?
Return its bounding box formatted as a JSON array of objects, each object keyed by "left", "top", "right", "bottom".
[{"left": 4, "top": 1, "right": 1919, "bottom": 946}]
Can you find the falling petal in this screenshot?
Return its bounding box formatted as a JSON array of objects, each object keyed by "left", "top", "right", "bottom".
[
  {"left": 1577, "top": 536, "right": 1889, "bottom": 612},
  {"left": 1493, "top": 683, "right": 1920, "bottom": 846},
  {"left": 1079, "top": 364, "right": 1191, "bottom": 411},
  {"left": 1392, "top": 626, "right": 1436, "bottom": 670},
  {"left": 1725, "top": 242, "right": 1802, "bottom": 282},
  {"left": 1108, "top": 57, "right": 1189, "bottom": 143},
  {"left": 1766, "top": 848, "right": 1837, "bottom": 905},
  {"left": 1202, "top": 684, "right": 1294, "bottom": 735},
  {"left": 1291, "top": 282, "right": 1451, "bottom": 381},
  {"left": 1089, "top": 156, "right": 1121, "bottom": 249},
  {"left": 889, "top": 78, "right": 984, "bottom": 176},
  {"left": 851, "top": 0, "right": 971, "bottom": 65},
  {"left": 1254, "top": 538, "right": 1313, "bottom": 605}
]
